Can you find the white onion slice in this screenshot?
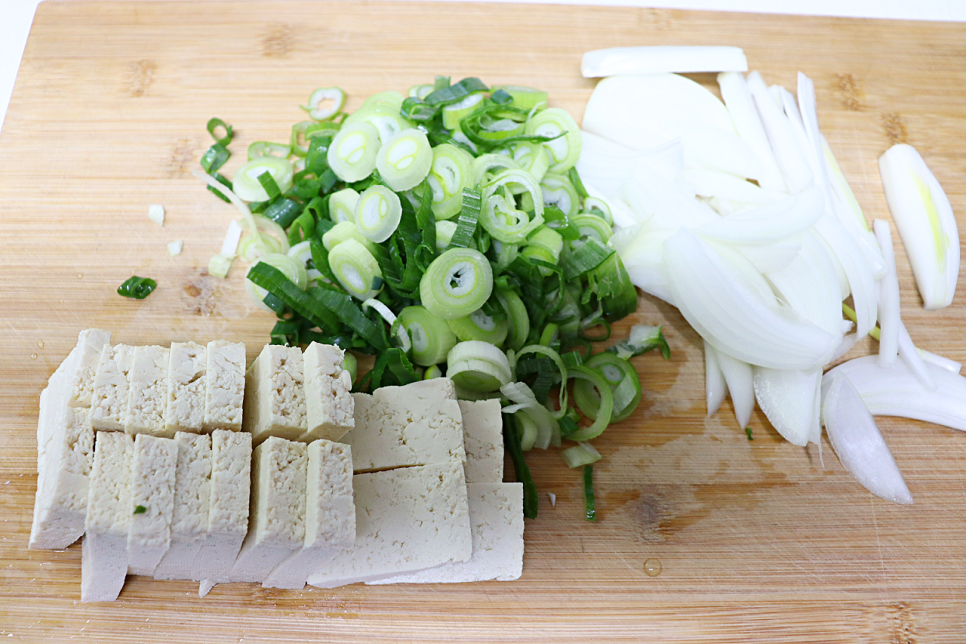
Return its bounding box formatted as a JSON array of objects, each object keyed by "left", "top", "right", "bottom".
[
  {"left": 611, "top": 225, "right": 675, "bottom": 304},
  {"left": 832, "top": 333, "right": 859, "bottom": 362},
  {"left": 897, "top": 323, "right": 937, "bottom": 391},
  {"left": 704, "top": 340, "right": 727, "bottom": 416},
  {"left": 753, "top": 367, "right": 821, "bottom": 446},
  {"left": 745, "top": 72, "right": 814, "bottom": 194},
  {"left": 715, "top": 348, "right": 754, "bottom": 428},
  {"left": 622, "top": 161, "right": 720, "bottom": 229},
  {"left": 694, "top": 187, "right": 823, "bottom": 246},
  {"left": 821, "top": 375, "right": 913, "bottom": 505},
  {"left": 581, "top": 46, "right": 747, "bottom": 78},
  {"left": 576, "top": 131, "right": 683, "bottom": 202},
  {"left": 733, "top": 240, "right": 801, "bottom": 274},
  {"left": 765, "top": 230, "right": 843, "bottom": 337},
  {"left": 583, "top": 182, "right": 636, "bottom": 229},
  {"left": 717, "top": 72, "right": 786, "bottom": 192},
  {"left": 872, "top": 220, "right": 900, "bottom": 366},
  {"left": 663, "top": 227, "right": 836, "bottom": 370},
  {"left": 681, "top": 167, "right": 785, "bottom": 205},
  {"left": 814, "top": 214, "right": 877, "bottom": 338},
  {"left": 920, "top": 349, "right": 961, "bottom": 374}
]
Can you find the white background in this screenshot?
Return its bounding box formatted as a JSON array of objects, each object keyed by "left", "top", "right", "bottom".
[{"left": 1, "top": 0, "right": 965, "bottom": 133}]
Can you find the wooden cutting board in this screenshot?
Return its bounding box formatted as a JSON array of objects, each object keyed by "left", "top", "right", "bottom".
[{"left": 1, "top": 2, "right": 966, "bottom": 641}]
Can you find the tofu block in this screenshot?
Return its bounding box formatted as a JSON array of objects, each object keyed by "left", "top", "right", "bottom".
[
  {"left": 81, "top": 432, "right": 134, "bottom": 603},
  {"left": 164, "top": 342, "right": 207, "bottom": 435},
  {"left": 90, "top": 345, "right": 136, "bottom": 431},
  {"left": 154, "top": 433, "right": 212, "bottom": 580},
  {"left": 127, "top": 435, "right": 178, "bottom": 576},
  {"left": 263, "top": 440, "right": 355, "bottom": 589},
  {"left": 38, "top": 345, "right": 82, "bottom": 462},
  {"left": 203, "top": 341, "right": 245, "bottom": 432},
  {"left": 344, "top": 378, "right": 465, "bottom": 473},
  {"left": 29, "top": 403, "right": 95, "bottom": 550},
  {"left": 67, "top": 328, "right": 112, "bottom": 408},
  {"left": 243, "top": 345, "right": 307, "bottom": 444},
  {"left": 368, "top": 483, "right": 524, "bottom": 584},
  {"left": 300, "top": 342, "right": 354, "bottom": 443},
  {"left": 458, "top": 400, "right": 504, "bottom": 484},
  {"left": 230, "top": 437, "right": 308, "bottom": 583},
  {"left": 305, "top": 461, "right": 471, "bottom": 588},
  {"left": 125, "top": 346, "right": 171, "bottom": 437},
  {"left": 193, "top": 430, "right": 251, "bottom": 583}
]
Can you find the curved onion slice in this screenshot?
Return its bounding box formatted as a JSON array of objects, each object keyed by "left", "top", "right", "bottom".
[
  {"left": 622, "top": 162, "right": 719, "bottom": 229},
  {"left": 714, "top": 348, "right": 754, "bottom": 428},
  {"left": 663, "top": 228, "right": 836, "bottom": 370},
  {"left": 766, "top": 230, "right": 845, "bottom": 337},
  {"left": 582, "top": 46, "right": 747, "bottom": 78},
  {"left": 717, "top": 72, "right": 786, "bottom": 192},
  {"left": 681, "top": 167, "right": 784, "bottom": 205},
  {"left": 753, "top": 367, "right": 821, "bottom": 446},
  {"left": 576, "top": 131, "right": 683, "bottom": 202},
  {"left": 814, "top": 214, "right": 877, "bottom": 338},
  {"left": 745, "top": 71, "right": 813, "bottom": 194},
  {"left": 704, "top": 340, "right": 727, "bottom": 416},
  {"left": 612, "top": 225, "right": 675, "bottom": 304},
  {"left": 694, "top": 187, "right": 823, "bottom": 246},
  {"left": 733, "top": 241, "right": 800, "bottom": 274},
  {"left": 872, "top": 220, "right": 901, "bottom": 366},
  {"left": 821, "top": 375, "right": 913, "bottom": 505}
]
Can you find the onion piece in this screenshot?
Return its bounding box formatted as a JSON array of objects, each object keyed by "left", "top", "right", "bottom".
[
  {"left": 878, "top": 143, "right": 960, "bottom": 310},
  {"left": 872, "top": 220, "right": 900, "bottom": 366},
  {"left": 716, "top": 72, "right": 786, "bottom": 192},
  {"left": 576, "top": 131, "right": 683, "bottom": 202},
  {"left": 694, "top": 187, "right": 823, "bottom": 246},
  {"left": 753, "top": 367, "right": 821, "bottom": 446},
  {"left": 663, "top": 227, "right": 836, "bottom": 370},
  {"left": 745, "top": 71, "right": 814, "bottom": 194},
  {"left": 714, "top": 348, "right": 754, "bottom": 428},
  {"left": 814, "top": 214, "right": 878, "bottom": 338},
  {"left": 832, "top": 333, "right": 859, "bottom": 362},
  {"left": 704, "top": 340, "right": 727, "bottom": 416},
  {"left": 622, "top": 162, "right": 720, "bottom": 229},
  {"left": 581, "top": 46, "right": 747, "bottom": 78},
  {"left": 920, "top": 349, "right": 961, "bottom": 374},
  {"left": 821, "top": 375, "right": 913, "bottom": 505},
  {"left": 898, "top": 323, "right": 937, "bottom": 391},
  {"left": 148, "top": 204, "right": 165, "bottom": 227},
  {"left": 733, "top": 240, "right": 800, "bottom": 274},
  {"left": 765, "top": 230, "right": 842, "bottom": 337},
  {"left": 681, "top": 167, "right": 784, "bottom": 205}
]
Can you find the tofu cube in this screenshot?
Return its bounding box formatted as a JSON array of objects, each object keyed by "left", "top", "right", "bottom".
[
  {"left": 230, "top": 437, "right": 308, "bottom": 583},
  {"left": 263, "top": 440, "right": 355, "bottom": 589},
  {"left": 458, "top": 399, "right": 504, "bottom": 484},
  {"left": 192, "top": 430, "right": 251, "bottom": 584},
  {"left": 81, "top": 432, "right": 134, "bottom": 603},
  {"left": 127, "top": 434, "right": 178, "bottom": 576},
  {"left": 153, "top": 432, "right": 212, "bottom": 580},
  {"left": 300, "top": 342, "right": 354, "bottom": 443},
  {"left": 125, "top": 346, "right": 171, "bottom": 437},
  {"left": 368, "top": 482, "right": 524, "bottom": 584},
  {"left": 203, "top": 341, "right": 245, "bottom": 432},
  {"left": 66, "top": 328, "right": 112, "bottom": 408},
  {"left": 344, "top": 378, "right": 465, "bottom": 473},
  {"left": 90, "top": 345, "right": 136, "bottom": 431},
  {"left": 164, "top": 342, "right": 207, "bottom": 435},
  {"left": 243, "top": 345, "right": 307, "bottom": 444},
  {"left": 305, "top": 461, "right": 472, "bottom": 588}
]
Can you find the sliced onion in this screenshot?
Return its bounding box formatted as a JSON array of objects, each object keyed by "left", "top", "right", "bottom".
[
  {"left": 716, "top": 72, "right": 786, "bottom": 192},
  {"left": 501, "top": 381, "right": 554, "bottom": 450},
  {"left": 694, "top": 187, "right": 823, "bottom": 246},
  {"left": 765, "top": 229, "right": 844, "bottom": 337},
  {"left": 577, "top": 131, "right": 684, "bottom": 204},
  {"left": 622, "top": 161, "right": 719, "bottom": 229},
  {"left": 714, "top": 347, "right": 754, "bottom": 428},
  {"left": 753, "top": 367, "right": 821, "bottom": 446},
  {"left": 745, "top": 71, "right": 813, "bottom": 194},
  {"left": 872, "top": 220, "right": 901, "bottom": 366},
  {"left": 582, "top": 46, "right": 747, "bottom": 78},
  {"left": 704, "top": 340, "right": 727, "bottom": 416},
  {"left": 814, "top": 214, "right": 877, "bottom": 338}
]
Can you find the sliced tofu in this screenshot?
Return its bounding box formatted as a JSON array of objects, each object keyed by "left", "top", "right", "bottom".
[
  {"left": 66, "top": 328, "right": 112, "bottom": 408},
  {"left": 153, "top": 433, "right": 212, "bottom": 580},
  {"left": 81, "top": 432, "right": 134, "bottom": 603},
  {"left": 458, "top": 399, "right": 504, "bottom": 484},
  {"left": 243, "top": 345, "right": 307, "bottom": 444},
  {"left": 368, "top": 483, "right": 524, "bottom": 584},
  {"left": 230, "top": 437, "right": 308, "bottom": 583},
  {"left": 300, "top": 342, "right": 354, "bottom": 443},
  {"left": 29, "top": 404, "right": 95, "bottom": 550},
  {"left": 344, "top": 378, "right": 465, "bottom": 473},
  {"left": 305, "top": 461, "right": 471, "bottom": 588},
  {"left": 164, "top": 342, "right": 207, "bottom": 435},
  {"left": 127, "top": 434, "right": 178, "bottom": 576},
  {"left": 263, "top": 440, "right": 354, "bottom": 589},
  {"left": 203, "top": 341, "right": 245, "bottom": 432},
  {"left": 193, "top": 430, "right": 251, "bottom": 584},
  {"left": 90, "top": 345, "right": 136, "bottom": 431},
  {"left": 125, "top": 345, "right": 171, "bottom": 437}
]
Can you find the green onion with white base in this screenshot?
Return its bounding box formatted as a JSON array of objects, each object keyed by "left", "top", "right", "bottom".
[
  {"left": 525, "top": 107, "right": 582, "bottom": 173},
  {"left": 510, "top": 142, "right": 551, "bottom": 184},
  {"left": 561, "top": 442, "right": 602, "bottom": 468},
  {"left": 540, "top": 173, "right": 580, "bottom": 217},
  {"left": 493, "top": 85, "right": 548, "bottom": 109},
  {"left": 355, "top": 185, "right": 402, "bottom": 243},
  {"left": 496, "top": 288, "right": 529, "bottom": 351},
  {"left": 376, "top": 128, "right": 433, "bottom": 191},
  {"left": 573, "top": 213, "right": 613, "bottom": 242},
  {"left": 327, "top": 121, "right": 380, "bottom": 182},
  {"left": 427, "top": 144, "right": 472, "bottom": 219},
  {"left": 328, "top": 188, "right": 360, "bottom": 223},
  {"left": 573, "top": 353, "right": 641, "bottom": 423},
  {"left": 328, "top": 238, "right": 383, "bottom": 300},
  {"left": 397, "top": 305, "right": 458, "bottom": 366},
  {"left": 231, "top": 157, "right": 294, "bottom": 202},
  {"left": 435, "top": 220, "right": 458, "bottom": 250},
  {"left": 447, "top": 308, "right": 509, "bottom": 346},
  {"left": 446, "top": 340, "right": 513, "bottom": 392},
  {"left": 301, "top": 87, "right": 345, "bottom": 121},
  {"left": 245, "top": 253, "right": 308, "bottom": 312},
  {"left": 322, "top": 220, "right": 377, "bottom": 254},
  {"left": 248, "top": 141, "right": 291, "bottom": 161},
  {"left": 420, "top": 248, "right": 494, "bottom": 320},
  {"left": 287, "top": 240, "right": 321, "bottom": 282},
  {"left": 442, "top": 92, "right": 486, "bottom": 130},
  {"left": 238, "top": 215, "right": 290, "bottom": 261},
  {"left": 470, "top": 153, "right": 522, "bottom": 187}
]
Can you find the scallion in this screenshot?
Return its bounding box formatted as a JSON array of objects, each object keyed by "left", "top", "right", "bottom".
[{"left": 117, "top": 276, "right": 157, "bottom": 300}]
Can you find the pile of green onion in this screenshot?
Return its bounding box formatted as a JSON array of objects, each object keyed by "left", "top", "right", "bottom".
[{"left": 197, "top": 77, "right": 669, "bottom": 520}]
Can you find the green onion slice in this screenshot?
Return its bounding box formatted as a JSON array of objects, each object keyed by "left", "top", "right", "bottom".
[
  {"left": 435, "top": 220, "right": 458, "bottom": 250},
  {"left": 470, "top": 153, "right": 522, "bottom": 187},
  {"left": 328, "top": 188, "right": 360, "bottom": 223},
  {"left": 287, "top": 240, "right": 321, "bottom": 282},
  {"left": 540, "top": 173, "right": 579, "bottom": 217},
  {"left": 239, "top": 214, "right": 290, "bottom": 260},
  {"left": 328, "top": 238, "right": 383, "bottom": 300},
  {"left": 566, "top": 365, "right": 615, "bottom": 441},
  {"left": 248, "top": 141, "right": 291, "bottom": 161},
  {"left": 607, "top": 324, "right": 671, "bottom": 360},
  {"left": 573, "top": 213, "right": 613, "bottom": 242},
  {"left": 447, "top": 308, "right": 509, "bottom": 346},
  {"left": 327, "top": 121, "right": 380, "bottom": 182},
  {"left": 501, "top": 381, "right": 555, "bottom": 449},
  {"left": 206, "top": 117, "right": 233, "bottom": 146},
  {"left": 301, "top": 86, "right": 345, "bottom": 121},
  {"left": 375, "top": 128, "right": 432, "bottom": 192},
  {"left": 117, "top": 276, "right": 157, "bottom": 300},
  {"left": 355, "top": 185, "right": 402, "bottom": 243},
  {"left": 442, "top": 92, "right": 486, "bottom": 130},
  {"left": 503, "top": 414, "right": 538, "bottom": 519},
  {"left": 408, "top": 83, "right": 434, "bottom": 100},
  {"left": 573, "top": 353, "right": 641, "bottom": 424},
  {"left": 343, "top": 352, "right": 358, "bottom": 383},
  {"left": 321, "top": 220, "right": 377, "bottom": 255},
  {"left": 446, "top": 340, "right": 512, "bottom": 392},
  {"left": 496, "top": 288, "right": 529, "bottom": 351},
  {"left": 208, "top": 253, "right": 233, "bottom": 279},
  {"left": 361, "top": 298, "right": 411, "bottom": 353},
  {"left": 561, "top": 441, "right": 602, "bottom": 468},
  {"left": 525, "top": 107, "right": 582, "bottom": 174},
  {"left": 492, "top": 85, "right": 548, "bottom": 110},
  {"left": 582, "top": 463, "right": 598, "bottom": 521},
  {"left": 427, "top": 144, "right": 472, "bottom": 220},
  {"left": 514, "top": 344, "right": 569, "bottom": 418},
  {"left": 231, "top": 157, "right": 294, "bottom": 202},
  {"left": 420, "top": 248, "right": 493, "bottom": 320},
  {"left": 510, "top": 142, "right": 550, "bottom": 184},
  {"left": 397, "top": 305, "right": 458, "bottom": 366},
  {"left": 516, "top": 412, "right": 538, "bottom": 451},
  {"left": 423, "top": 364, "right": 442, "bottom": 380},
  {"left": 245, "top": 253, "right": 308, "bottom": 313},
  {"left": 583, "top": 197, "right": 613, "bottom": 225}
]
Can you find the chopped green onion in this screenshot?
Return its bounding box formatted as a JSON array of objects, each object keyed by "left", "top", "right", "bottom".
[
  {"left": 442, "top": 92, "right": 486, "bottom": 130},
  {"left": 447, "top": 308, "right": 509, "bottom": 346},
  {"left": 427, "top": 144, "right": 472, "bottom": 219},
  {"left": 446, "top": 340, "right": 512, "bottom": 392},
  {"left": 397, "top": 305, "right": 458, "bottom": 366},
  {"left": 245, "top": 253, "right": 308, "bottom": 313},
  {"left": 246, "top": 263, "right": 343, "bottom": 336},
  {"left": 322, "top": 220, "right": 377, "bottom": 255},
  {"left": 361, "top": 298, "right": 411, "bottom": 352},
  {"left": 583, "top": 197, "right": 613, "bottom": 225},
  {"left": 540, "top": 173, "right": 579, "bottom": 217},
  {"left": 435, "top": 220, "right": 458, "bottom": 250},
  {"left": 503, "top": 414, "right": 538, "bottom": 519},
  {"left": 231, "top": 158, "right": 295, "bottom": 202},
  {"left": 566, "top": 365, "right": 615, "bottom": 441},
  {"left": 525, "top": 107, "right": 582, "bottom": 173},
  {"left": 424, "top": 77, "right": 489, "bottom": 106},
  {"left": 117, "top": 276, "right": 157, "bottom": 300},
  {"left": 572, "top": 213, "right": 613, "bottom": 242},
  {"left": 423, "top": 364, "right": 443, "bottom": 379},
  {"left": 200, "top": 143, "right": 230, "bottom": 174},
  {"left": 746, "top": 427, "right": 754, "bottom": 440},
  {"left": 470, "top": 153, "right": 522, "bottom": 187},
  {"left": 561, "top": 441, "right": 602, "bottom": 468},
  {"left": 327, "top": 121, "right": 380, "bottom": 182},
  {"left": 560, "top": 237, "right": 614, "bottom": 280},
  {"left": 209, "top": 253, "right": 233, "bottom": 279},
  {"left": 492, "top": 85, "right": 548, "bottom": 109},
  {"left": 446, "top": 189, "right": 481, "bottom": 250},
  {"left": 496, "top": 288, "right": 529, "bottom": 351},
  {"left": 573, "top": 353, "right": 641, "bottom": 423},
  {"left": 355, "top": 185, "right": 402, "bottom": 243},
  {"left": 206, "top": 117, "right": 233, "bottom": 146},
  {"left": 238, "top": 214, "right": 290, "bottom": 260},
  {"left": 328, "top": 238, "right": 383, "bottom": 300},
  {"left": 248, "top": 141, "right": 291, "bottom": 161},
  {"left": 134, "top": 504, "right": 147, "bottom": 515},
  {"left": 375, "top": 128, "right": 433, "bottom": 191},
  {"left": 516, "top": 412, "right": 539, "bottom": 451},
  {"left": 408, "top": 83, "right": 434, "bottom": 100},
  {"left": 607, "top": 324, "right": 671, "bottom": 360},
  {"left": 301, "top": 86, "right": 345, "bottom": 121},
  {"left": 327, "top": 188, "right": 360, "bottom": 223},
  {"left": 420, "top": 248, "right": 493, "bottom": 320},
  {"left": 582, "top": 464, "right": 597, "bottom": 521},
  {"left": 343, "top": 352, "right": 358, "bottom": 383},
  {"left": 510, "top": 142, "right": 551, "bottom": 183}
]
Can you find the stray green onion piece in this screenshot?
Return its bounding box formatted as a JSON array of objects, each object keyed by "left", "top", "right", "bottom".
[
  {"left": 117, "top": 276, "right": 157, "bottom": 300},
  {"left": 746, "top": 427, "right": 754, "bottom": 440},
  {"left": 134, "top": 505, "right": 147, "bottom": 515},
  {"left": 232, "top": 158, "right": 295, "bottom": 202},
  {"left": 302, "top": 87, "right": 346, "bottom": 121},
  {"left": 582, "top": 464, "right": 597, "bottom": 522}
]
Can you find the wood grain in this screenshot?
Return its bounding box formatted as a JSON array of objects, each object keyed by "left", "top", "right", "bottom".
[{"left": 1, "top": 2, "right": 966, "bottom": 641}]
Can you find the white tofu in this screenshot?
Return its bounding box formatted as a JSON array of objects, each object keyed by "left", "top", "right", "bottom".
[
  {"left": 458, "top": 399, "right": 504, "bottom": 484},
  {"left": 153, "top": 433, "right": 212, "bottom": 580},
  {"left": 128, "top": 434, "right": 178, "bottom": 576},
  {"left": 368, "top": 483, "right": 524, "bottom": 584},
  {"left": 125, "top": 346, "right": 171, "bottom": 437},
  {"left": 344, "top": 378, "right": 465, "bottom": 473},
  {"left": 263, "top": 440, "right": 354, "bottom": 589},
  {"left": 38, "top": 346, "right": 81, "bottom": 463},
  {"left": 29, "top": 404, "right": 95, "bottom": 550},
  {"left": 90, "top": 345, "right": 136, "bottom": 432},
  {"left": 300, "top": 342, "right": 354, "bottom": 443},
  {"left": 81, "top": 432, "right": 134, "bottom": 603},
  {"left": 164, "top": 342, "right": 207, "bottom": 435},
  {"left": 193, "top": 430, "right": 251, "bottom": 584},
  {"left": 203, "top": 341, "right": 245, "bottom": 432},
  {"left": 230, "top": 437, "right": 307, "bottom": 583},
  {"left": 305, "top": 461, "right": 471, "bottom": 588},
  {"left": 66, "top": 328, "right": 112, "bottom": 408},
  {"left": 243, "top": 345, "right": 307, "bottom": 444}
]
